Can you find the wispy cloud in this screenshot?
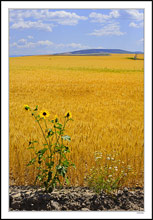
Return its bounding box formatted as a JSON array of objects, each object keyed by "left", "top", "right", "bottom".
[
  {"left": 27, "top": 35, "right": 33, "bottom": 39},
  {"left": 137, "top": 38, "right": 144, "bottom": 44},
  {"left": 10, "top": 39, "right": 53, "bottom": 48},
  {"left": 89, "top": 10, "right": 120, "bottom": 23},
  {"left": 56, "top": 42, "right": 90, "bottom": 49},
  {"left": 9, "top": 9, "right": 88, "bottom": 26},
  {"left": 89, "top": 22, "right": 125, "bottom": 36},
  {"left": 125, "top": 9, "right": 144, "bottom": 21},
  {"left": 10, "top": 20, "right": 53, "bottom": 32},
  {"left": 10, "top": 39, "right": 89, "bottom": 50},
  {"left": 18, "top": 38, "right": 27, "bottom": 43},
  {"left": 37, "top": 40, "right": 53, "bottom": 46},
  {"left": 129, "top": 22, "right": 143, "bottom": 28}
]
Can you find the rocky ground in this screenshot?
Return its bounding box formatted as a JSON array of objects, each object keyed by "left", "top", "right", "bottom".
[{"left": 9, "top": 186, "right": 144, "bottom": 211}]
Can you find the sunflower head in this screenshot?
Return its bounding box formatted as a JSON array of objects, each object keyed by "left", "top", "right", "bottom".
[
  {"left": 65, "top": 111, "right": 72, "bottom": 119},
  {"left": 24, "top": 105, "right": 30, "bottom": 111},
  {"left": 39, "top": 110, "right": 50, "bottom": 119}
]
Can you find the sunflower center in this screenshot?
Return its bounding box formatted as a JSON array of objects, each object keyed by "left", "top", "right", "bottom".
[
  {"left": 67, "top": 113, "right": 70, "bottom": 117},
  {"left": 43, "top": 112, "right": 47, "bottom": 116}
]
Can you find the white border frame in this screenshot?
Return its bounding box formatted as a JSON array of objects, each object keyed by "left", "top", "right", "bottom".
[{"left": 2, "top": 1, "right": 152, "bottom": 219}]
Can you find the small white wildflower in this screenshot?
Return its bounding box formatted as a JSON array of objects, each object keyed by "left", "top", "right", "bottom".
[
  {"left": 95, "top": 156, "right": 102, "bottom": 161},
  {"left": 107, "top": 157, "right": 110, "bottom": 160},
  {"left": 114, "top": 166, "right": 118, "bottom": 169},
  {"left": 111, "top": 157, "right": 114, "bottom": 160},
  {"left": 109, "top": 167, "right": 112, "bottom": 170},
  {"left": 108, "top": 175, "right": 112, "bottom": 178}
]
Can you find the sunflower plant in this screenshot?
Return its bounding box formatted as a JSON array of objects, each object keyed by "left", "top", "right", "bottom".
[{"left": 24, "top": 105, "right": 75, "bottom": 192}]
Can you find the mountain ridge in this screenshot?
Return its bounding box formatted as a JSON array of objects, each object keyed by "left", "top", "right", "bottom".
[
  {"left": 10, "top": 49, "right": 144, "bottom": 57},
  {"left": 53, "top": 49, "right": 143, "bottom": 56}
]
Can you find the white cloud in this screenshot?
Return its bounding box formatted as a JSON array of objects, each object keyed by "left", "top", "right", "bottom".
[
  {"left": 27, "top": 35, "right": 33, "bottom": 39},
  {"left": 66, "top": 43, "right": 89, "bottom": 49},
  {"left": 109, "top": 10, "right": 120, "bottom": 18},
  {"left": 89, "top": 22, "right": 125, "bottom": 36},
  {"left": 11, "top": 20, "right": 53, "bottom": 32},
  {"left": 10, "top": 39, "right": 54, "bottom": 48},
  {"left": 89, "top": 10, "right": 120, "bottom": 23},
  {"left": 139, "top": 38, "right": 144, "bottom": 42},
  {"left": 57, "top": 19, "right": 78, "bottom": 26},
  {"left": 10, "top": 39, "right": 90, "bottom": 50},
  {"left": 9, "top": 9, "right": 87, "bottom": 26},
  {"left": 56, "top": 42, "right": 90, "bottom": 49},
  {"left": 18, "top": 38, "right": 27, "bottom": 43},
  {"left": 10, "top": 42, "right": 18, "bottom": 47},
  {"left": 137, "top": 38, "right": 144, "bottom": 44},
  {"left": 125, "top": 9, "right": 144, "bottom": 21},
  {"left": 129, "top": 22, "right": 143, "bottom": 28},
  {"left": 37, "top": 40, "right": 53, "bottom": 46}
]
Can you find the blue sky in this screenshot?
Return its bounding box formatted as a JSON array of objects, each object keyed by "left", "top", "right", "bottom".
[{"left": 9, "top": 9, "right": 144, "bottom": 56}]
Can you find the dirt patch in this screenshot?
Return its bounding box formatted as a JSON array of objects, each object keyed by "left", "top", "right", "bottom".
[{"left": 9, "top": 186, "right": 144, "bottom": 211}]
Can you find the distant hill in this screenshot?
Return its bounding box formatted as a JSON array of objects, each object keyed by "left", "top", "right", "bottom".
[
  {"left": 53, "top": 49, "right": 143, "bottom": 56},
  {"left": 10, "top": 49, "right": 144, "bottom": 57}
]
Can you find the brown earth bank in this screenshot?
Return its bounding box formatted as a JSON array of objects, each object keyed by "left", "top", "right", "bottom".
[{"left": 9, "top": 186, "right": 144, "bottom": 211}]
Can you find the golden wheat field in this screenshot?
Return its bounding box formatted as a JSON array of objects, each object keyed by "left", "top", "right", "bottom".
[{"left": 9, "top": 54, "right": 144, "bottom": 187}]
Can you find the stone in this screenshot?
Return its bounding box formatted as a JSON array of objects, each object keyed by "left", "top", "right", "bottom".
[
  {"left": 50, "top": 201, "right": 61, "bottom": 211},
  {"left": 81, "top": 208, "right": 90, "bottom": 211},
  {"left": 123, "top": 187, "right": 128, "bottom": 192}
]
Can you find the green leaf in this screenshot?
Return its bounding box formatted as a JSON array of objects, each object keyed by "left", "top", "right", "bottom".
[
  {"left": 56, "top": 165, "right": 62, "bottom": 170},
  {"left": 34, "top": 105, "right": 38, "bottom": 111},
  {"left": 56, "top": 166, "right": 67, "bottom": 177},
  {"left": 50, "top": 119, "right": 54, "bottom": 123},
  {"left": 46, "top": 161, "right": 54, "bottom": 168},
  {"left": 63, "top": 146, "right": 70, "bottom": 153},
  {"left": 56, "top": 130, "right": 61, "bottom": 135},
  {"left": 42, "top": 169, "right": 48, "bottom": 173},
  {"left": 62, "top": 160, "right": 69, "bottom": 167},
  {"left": 62, "top": 135, "right": 71, "bottom": 141},
  {"left": 27, "top": 158, "right": 36, "bottom": 166},
  {"left": 46, "top": 129, "right": 54, "bottom": 138},
  {"left": 29, "top": 140, "right": 38, "bottom": 145},
  {"left": 54, "top": 125, "right": 62, "bottom": 130},
  {"left": 27, "top": 146, "right": 35, "bottom": 150},
  {"left": 44, "top": 181, "right": 48, "bottom": 188},
  {"left": 38, "top": 160, "right": 42, "bottom": 164},
  {"left": 47, "top": 171, "right": 53, "bottom": 182},
  {"left": 37, "top": 148, "right": 48, "bottom": 155},
  {"left": 71, "top": 163, "right": 76, "bottom": 168},
  {"left": 37, "top": 175, "right": 42, "bottom": 181},
  {"left": 56, "top": 123, "right": 63, "bottom": 128},
  {"left": 65, "top": 177, "right": 69, "bottom": 184}
]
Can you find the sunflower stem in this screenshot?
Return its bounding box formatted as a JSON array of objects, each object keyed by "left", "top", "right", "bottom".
[{"left": 31, "top": 112, "right": 49, "bottom": 146}]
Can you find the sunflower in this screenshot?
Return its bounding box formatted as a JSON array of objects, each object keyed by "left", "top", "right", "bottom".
[
  {"left": 24, "top": 104, "right": 30, "bottom": 111},
  {"left": 39, "top": 110, "right": 50, "bottom": 119},
  {"left": 65, "top": 111, "right": 72, "bottom": 119}
]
